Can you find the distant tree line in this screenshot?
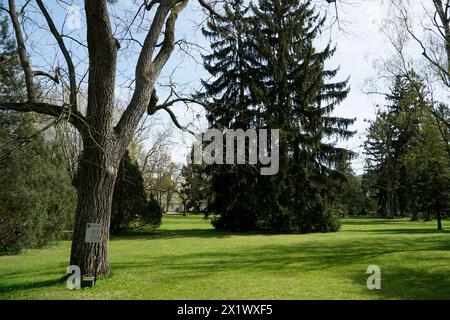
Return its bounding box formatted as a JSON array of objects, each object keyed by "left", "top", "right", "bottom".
[{"left": 363, "top": 71, "right": 450, "bottom": 229}]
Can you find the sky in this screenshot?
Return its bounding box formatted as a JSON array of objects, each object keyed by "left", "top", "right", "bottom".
[{"left": 5, "top": 0, "right": 431, "bottom": 174}]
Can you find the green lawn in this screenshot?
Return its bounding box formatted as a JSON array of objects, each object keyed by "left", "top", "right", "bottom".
[{"left": 1, "top": 215, "right": 449, "bottom": 300}]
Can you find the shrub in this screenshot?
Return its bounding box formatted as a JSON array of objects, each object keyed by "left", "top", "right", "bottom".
[
  {"left": 141, "top": 196, "right": 162, "bottom": 230},
  {"left": 0, "top": 113, "right": 76, "bottom": 253},
  {"left": 110, "top": 151, "right": 162, "bottom": 233}
]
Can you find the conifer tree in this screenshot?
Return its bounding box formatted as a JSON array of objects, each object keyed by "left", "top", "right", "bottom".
[
  {"left": 201, "top": 0, "right": 355, "bottom": 232},
  {"left": 0, "top": 14, "right": 76, "bottom": 252},
  {"left": 250, "top": 0, "right": 354, "bottom": 232},
  {"left": 364, "top": 72, "right": 427, "bottom": 218}
]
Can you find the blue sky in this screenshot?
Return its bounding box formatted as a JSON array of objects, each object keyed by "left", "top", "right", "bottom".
[{"left": 4, "top": 0, "right": 433, "bottom": 173}]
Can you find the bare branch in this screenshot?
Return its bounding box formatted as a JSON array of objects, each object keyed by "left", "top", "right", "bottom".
[
  {"left": 148, "top": 93, "right": 206, "bottom": 136},
  {"left": 197, "top": 0, "right": 223, "bottom": 19},
  {"left": 0, "top": 101, "right": 88, "bottom": 134},
  {"left": 33, "top": 69, "right": 60, "bottom": 84},
  {"left": 155, "top": 97, "right": 208, "bottom": 110},
  {"left": 19, "top": 0, "right": 31, "bottom": 15},
  {"left": 159, "top": 106, "right": 195, "bottom": 135},
  {"left": 36, "top": 0, "right": 78, "bottom": 107},
  {"left": 115, "top": 0, "right": 188, "bottom": 142},
  {"left": 8, "top": 0, "right": 35, "bottom": 101},
  {"left": 145, "top": 0, "right": 161, "bottom": 11}
]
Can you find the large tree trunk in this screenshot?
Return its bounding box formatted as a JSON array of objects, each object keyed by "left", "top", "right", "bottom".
[
  {"left": 69, "top": 0, "right": 119, "bottom": 277},
  {"left": 70, "top": 152, "right": 119, "bottom": 276}
]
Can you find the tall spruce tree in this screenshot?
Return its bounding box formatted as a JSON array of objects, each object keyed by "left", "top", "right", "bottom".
[
  {"left": 251, "top": 0, "right": 354, "bottom": 232},
  {"left": 386, "top": 73, "right": 426, "bottom": 216},
  {"left": 364, "top": 110, "right": 398, "bottom": 217},
  {"left": 200, "top": 0, "right": 256, "bottom": 129},
  {"left": 201, "top": 0, "right": 355, "bottom": 232}
]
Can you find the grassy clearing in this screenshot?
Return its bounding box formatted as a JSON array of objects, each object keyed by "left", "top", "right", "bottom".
[{"left": 0, "top": 215, "right": 449, "bottom": 300}]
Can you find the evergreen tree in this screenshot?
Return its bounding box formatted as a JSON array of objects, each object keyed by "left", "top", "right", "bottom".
[
  {"left": 200, "top": 0, "right": 355, "bottom": 232},
  {"left": 251, "top": 0, "right": 354, "bottom": 232},
  {"left": 364, "top": 110, "right": 398, "bottom": 217},
  {"left": 364, "top": 71, "right": 450, "bottom": 228},
  {"left": 364, "top": 72, "right": 427, "bottom": 218},
  {"left": 0, "top": 114, "right": 77, "bottom": 253},
  {"left": 180, "top": 157, "right": 210, "bottom": 214},
  {"left": 401, "top": 117, "right": 450, "bottom": 229},
  {"left": 330, "top": 158, "right": 366, "bottom": 216},
  {"left": 0, "top": 12, "right": 76, "bottom": 253},
  {"left": 111, "top": 151, "right": 162, "bottom": 233},
  {"left": 200, "top": 0, "right": 258, "bottom": 129}
]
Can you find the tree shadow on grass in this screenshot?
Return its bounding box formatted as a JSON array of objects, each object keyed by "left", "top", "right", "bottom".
[
  {"left": 111, "top": 228, "right": 236, "bottom": 240},
  {"left": 110, "top": 235, "right": 450, "bottom": 299},
  {"left": 349, "top": 266, "right": 450, "bottom": 300},
  {"left": 0, "top": 275, "right": 66, "bottom": 297},
  {"left": 3, "top": 218, "right": 449, "bottom": 299},
  {"left": 342, "top": 218, "right": 450, "bottom": 226},
  {"left": 348, "top": 228, "right": 450, "bottom": 235},
  {"left": 341, "top": 218, "right": 411, "bottom": 225},
  {"left": 113, "top": 218, "right": 447, "bottom": 240},
  {"left": 112, "top": 236, "right": 449, "bottom": 272},
  {"left": 111, "top": 228, "right": 277, "bottom": 241}
]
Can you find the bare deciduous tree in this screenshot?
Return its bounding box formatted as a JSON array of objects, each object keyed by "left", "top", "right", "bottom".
[{"left": 386, "top": 0, "right": 450, "bottom": 130}]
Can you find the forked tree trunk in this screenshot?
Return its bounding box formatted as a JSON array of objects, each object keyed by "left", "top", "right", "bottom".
[{"left": 69, "top": 0, "right": 120, "bottom": 277}]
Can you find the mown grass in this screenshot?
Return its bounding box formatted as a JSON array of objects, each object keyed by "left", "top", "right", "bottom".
[{"left": 0, "top": 215, "right": 449, "bottom": 299}]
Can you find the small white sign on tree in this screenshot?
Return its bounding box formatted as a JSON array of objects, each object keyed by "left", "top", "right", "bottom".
[{"left": 84, "top": 223, "right": 102, "bottom": 243}]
